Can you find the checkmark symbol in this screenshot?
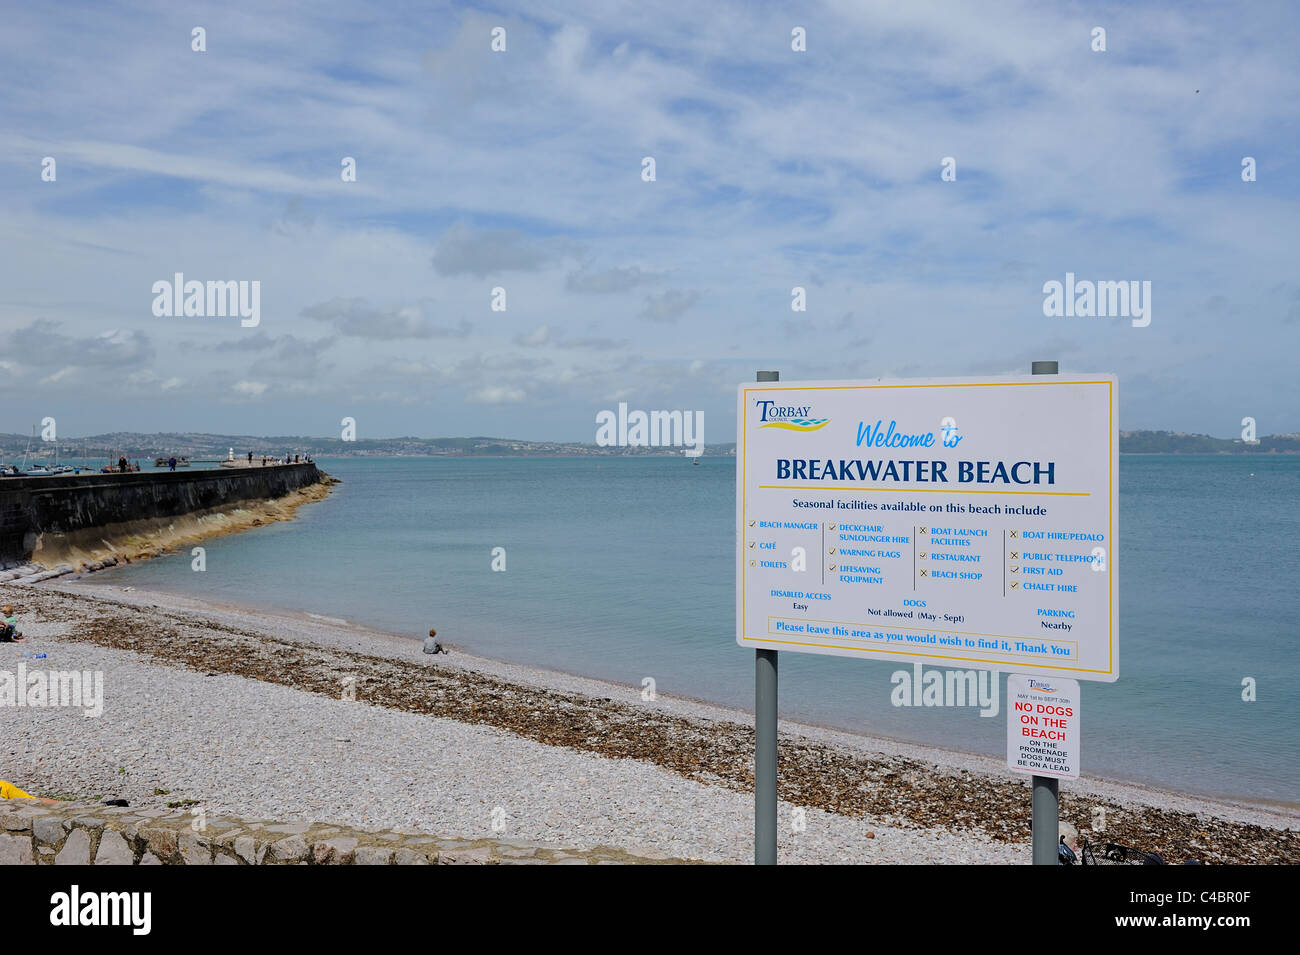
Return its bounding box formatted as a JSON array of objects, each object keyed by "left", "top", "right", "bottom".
[
  {"left": 828, "top": 564, "right": 836, "bottom": 571},
  {"left": 1010, "top": 566, "right": 1019, "bottom": 573},
  {"left": 919, "top": 552, "right": 927, "bottom": 559},
  {"left": 749, "top": 542, "right": 755, "bottom": 548},
  {"left": 1011, "top": 581, "right": 1019, "bottom": 590},
  {"left": 828, "top": 523, "right": 837, "bottom": 530},
  {"left": 749, "top": 520, "right": 755, "bottom": 527},
  {"left": 750, "top": 560, "right": 756, "bottom": 567},
  {"left": 828, "top": 547, "right": 837, "bottom": 555}
]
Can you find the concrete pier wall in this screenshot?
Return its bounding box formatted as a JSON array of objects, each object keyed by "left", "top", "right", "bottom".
[{"left": 0, "top": 464, "right": 324, "bottom": 564}]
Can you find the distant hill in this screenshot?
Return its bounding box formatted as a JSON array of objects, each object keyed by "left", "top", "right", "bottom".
[
  {"left": 0, "top": 429, "right": 1294, "bottom": 460},
  {"left": 0, "top": 432, "right": 730, "bottom": 460},
  {"left": 1118, "top": 430, "right": 1300, "bottom": 453}
]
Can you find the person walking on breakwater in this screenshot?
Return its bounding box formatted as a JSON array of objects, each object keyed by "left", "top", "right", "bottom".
[
  {"left": 248, "top": 451, "right": 253, "bottom": 464},
  {"left": 118, "top": 455, "right": 128, "bottom": 473},
  {"left": 168, "top": 456, "right": 177, "bottom": 471},
  {"left": 0, "top": 605, "right": 25, "bottom": 643}
]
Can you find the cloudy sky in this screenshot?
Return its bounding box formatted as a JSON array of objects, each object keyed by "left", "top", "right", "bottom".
[{"left": 1, "top": 1, "right": 1296, "bottom": 442}]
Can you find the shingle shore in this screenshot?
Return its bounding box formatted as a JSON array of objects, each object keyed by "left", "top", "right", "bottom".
[{"left": 3, "top": 582, "right": 1296, "bottom": 864}]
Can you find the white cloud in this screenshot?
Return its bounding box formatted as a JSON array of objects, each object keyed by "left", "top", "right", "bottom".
[
  {"left": 232, "top": 380, "right": 269, "bottom": 399},
  {"left": 467, "top": 385, "right": 526, "bottom": 404}
]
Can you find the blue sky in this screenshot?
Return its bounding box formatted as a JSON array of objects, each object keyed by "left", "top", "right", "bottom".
[{"left": 1, "top": 0, "right": 1297, "bottom": 442}]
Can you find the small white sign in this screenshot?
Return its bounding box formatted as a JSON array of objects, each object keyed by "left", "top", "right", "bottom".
[{"left": 1007, "top": 674, "right": 1080, "bottom": 779}]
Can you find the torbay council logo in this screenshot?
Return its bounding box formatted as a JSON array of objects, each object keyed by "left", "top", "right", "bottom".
[{"left": 754, "top": 399, "right": 830, "bottom": 432}]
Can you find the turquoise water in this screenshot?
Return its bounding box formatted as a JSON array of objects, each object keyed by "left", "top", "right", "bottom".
[{"left": 84, "top": 455, "right": 1300, "bottom": 804}]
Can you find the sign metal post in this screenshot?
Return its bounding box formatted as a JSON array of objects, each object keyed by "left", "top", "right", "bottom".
[
  {"left": 1030, "top": 359, "right": 1060, "bottom": 865},
  {"left": 754, "top": 369, "right": 780, "bottom": 866}
]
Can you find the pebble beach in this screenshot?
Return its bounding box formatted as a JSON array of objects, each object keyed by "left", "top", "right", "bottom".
[{"left": 3, "top": 580, "right": 1296, "bottom": 865}]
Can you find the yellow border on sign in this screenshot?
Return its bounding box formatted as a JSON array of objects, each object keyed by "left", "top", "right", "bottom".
[{"left": 739, "top": 379, "right": 1117, "bottom": 677}]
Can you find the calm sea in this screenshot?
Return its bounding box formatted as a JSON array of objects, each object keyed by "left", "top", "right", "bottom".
[{"left": 82, "top": 455, "right": 1300, "bottom": 804}]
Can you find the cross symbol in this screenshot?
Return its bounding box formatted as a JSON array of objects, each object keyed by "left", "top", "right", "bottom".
[
  {"left": 1010, "top": 551, "right": 1018, "bottom": 559},
  {"left": 1010, "top": 530, "right": 1018, "bottom": 539},
  {"left": 920, "top": 569, "right": 928, "bottom": 578}
]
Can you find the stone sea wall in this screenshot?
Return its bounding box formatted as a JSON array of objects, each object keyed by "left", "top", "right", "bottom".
[
  {"left": 0, "top": 464, "right": 325, "bottom": 566},
  {"left": 0, "top": 799, "right": 686, "bottom": 865}
]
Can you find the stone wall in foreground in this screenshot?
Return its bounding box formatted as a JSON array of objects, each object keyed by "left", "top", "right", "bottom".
[{"left": 0, "top": 798, "right": 687, "bottom": 865}]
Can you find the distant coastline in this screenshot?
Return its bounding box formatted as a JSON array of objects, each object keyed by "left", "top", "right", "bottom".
[{"left": 3, "top": 429, "right": 1297, "bottom": 460}]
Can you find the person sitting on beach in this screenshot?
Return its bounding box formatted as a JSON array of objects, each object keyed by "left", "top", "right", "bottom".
[{"left": 0, "top": 604, "right": 25, "bottom": 643}]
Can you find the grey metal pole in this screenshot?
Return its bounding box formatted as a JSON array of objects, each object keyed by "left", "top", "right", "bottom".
[
  {"left": 1030, "top": 359, "right": 1060, "bottom": 865},
  {"left": 754, "top": 369, "right": 780, "bottom": 865}
]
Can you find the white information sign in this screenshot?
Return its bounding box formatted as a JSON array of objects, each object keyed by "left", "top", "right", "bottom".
[
  {"left": 1007, "top": 674, "right": 1081, "bottom": 779},
  {"left": 736, "top": 375, "right": 1118, "bottom": 681}
]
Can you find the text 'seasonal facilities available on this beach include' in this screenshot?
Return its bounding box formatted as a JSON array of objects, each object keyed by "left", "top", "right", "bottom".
[{"left": 736, "top": 376, "right": 1119, "bottom": 681}]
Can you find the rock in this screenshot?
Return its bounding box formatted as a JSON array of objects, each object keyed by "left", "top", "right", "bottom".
[
  {"left": 353, "top": 846, "right": 394, "bottom": 865},
  {"left": 265, "top": 821, "right": 311, "bottom": 835},
  {"left": 267, "top": 835, "right": 309, "bottom": 864},
  {"left": 140, "top": 851, "right": 162, "bottom": 865},
  {"left": 55, "top": 828, "right": 92, "bottom": 864},
  {"left": 233, "top": 835, "right": 258, "bottom": 865},
  {"left": 0, "top": 813, "right": 32, "bottom": 833},
  {"left": 139, "top": 827, "right": 179, "bottom": 861},
  {"left": 32, "top": 815, "right": 66, "bottom": 845},
  {"left": 311, "top": 837, "right": 358, "bottom": 865},
  {"left": 0, "top": 833, "right": 34, "bottom": 865},
  {"left": 392, "top": 847, "right": 430, "bottom": 865},
  {"left": 179, "top": 832, "right": 212, "bottom": 865},
  {"left": 496, "top": 846, "right": 538, "bottom": 859},
  {"left": 438, "top": 846, "right": 495, "bottom": 865},
  {"left": 94, "top": 829, "right": 135, "bottom": 865},
  {"left": 214, "top": 853, "right": 239, "bottom": 865}
]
